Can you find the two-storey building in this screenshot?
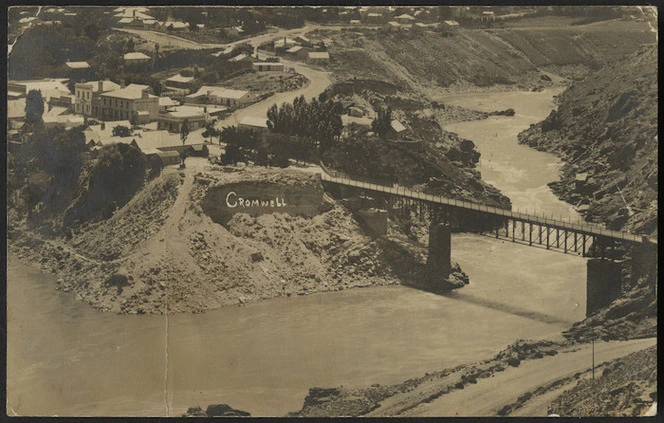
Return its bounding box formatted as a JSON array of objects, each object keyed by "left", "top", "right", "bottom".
[
  {"left": 98, "top": 84, "right": 159, "bottom": 124},
  {"left": 74, "top": 79, "right": 121, "bottom": 117}
]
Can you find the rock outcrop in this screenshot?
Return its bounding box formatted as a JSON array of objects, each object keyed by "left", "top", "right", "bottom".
[{"left": 518, "top": 45, "right": 657, "bottom": 237}]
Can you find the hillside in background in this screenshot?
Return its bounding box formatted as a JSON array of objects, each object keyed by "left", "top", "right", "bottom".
[
  {"left": 318, "top": 19, "right": 655, "bottom": 93},
  {"left": 518, "top": 45, "right": 657, "bottom": 237}
]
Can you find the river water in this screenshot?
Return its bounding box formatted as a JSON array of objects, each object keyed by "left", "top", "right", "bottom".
[{"left": 7, "top": 87, "right": 587, "bottom": 417}]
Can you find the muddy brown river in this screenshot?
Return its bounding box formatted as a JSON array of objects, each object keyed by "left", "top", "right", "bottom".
[{"left": 7, "top": 87, "right": 588, "bottom": 417}]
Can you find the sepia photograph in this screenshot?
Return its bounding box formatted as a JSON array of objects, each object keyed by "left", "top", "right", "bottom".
[{"left": 5, "top": 4, "right": 658, "bottom": 418}]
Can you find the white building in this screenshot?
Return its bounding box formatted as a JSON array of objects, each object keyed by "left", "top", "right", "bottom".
[{"left": 186, "top": 86, "right": 251, "bottom": 108}]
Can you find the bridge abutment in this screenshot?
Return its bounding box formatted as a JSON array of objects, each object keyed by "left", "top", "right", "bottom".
[
  {"left": 586, "top": 258, "right": 624, "bottom": 317},
  {"left": 426, "top": 223, "right": 452, "bottom": 281}
]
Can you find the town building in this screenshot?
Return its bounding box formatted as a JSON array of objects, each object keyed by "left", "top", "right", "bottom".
[
  {"left": 252, "top": 62, "right": 285, "bottom": 72},
  {"left": 130, "top": 130, "right": 208, "bottom": 156},
  {"left": 65, "top": 61, "right": 94, "bottom": 82},
  {"left": 229, "top": 53, "right": 249, "bottom": 62},
  {"left": 157, "top": 105, "right": 207, "bottom": 133},
  {"left": 164, "top": 74, "right": 195, "bottom": 91},
  {"left": 75, "top": 79, "right": 122, "bottom": 116},
  {"left": 42, "top": 114, "right": 85, "bottom": 130},
  {"left": 286, "top": 45, "right": 311, "bottom": 60},
  {"left": 308, "top": 51, "right": 330, "bottom": 65},
  {"left": 364, "top": 13, "right": 385, "bottom": 24},
  {"left": 98, "top": 84, "right": 159, "bottom": 123},
  {"left": 162, "top": 21, "right": 188, "bottom": 31},
  {"left": 274, "top": 37, "right": 297, "bottom": 51},
  {"left": 293, "top": 35, "right": 312, "bottom": 46},
  {"left": 158, "top": 96, "right": 180, "bottom": 113},
  {"left": 143, "top": 149, "right": 182, "bottom": 166},
  {"left": 389, "top": 119, "right": 408, "bottom": 138},
  {"left": 65, "top": 61, "right": 90, "bottom": 71},
  {"left": 238, "top": 116, "right": 269, "bottom": 132},
  {"left": 186, "top": 86, "right": 251, "bottom": 108},
  {"left": 123, "top": 52, "right": 151, "bottom": 66},
  {"left": 7, "top": 79, "right": 71, "bottom": 100},
  {"left": 84, "top": 120, "right": 134, "bottom": 147},
  {"left": 383, "top": 21, "right": 401, "bottom": 32},
  {"left": 395, "top": 13, "right": 416, "bottom": 24}
]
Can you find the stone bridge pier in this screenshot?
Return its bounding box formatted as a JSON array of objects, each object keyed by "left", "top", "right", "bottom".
[
  {"left": 586, "top": 258, "right": 624, "bottom": 317},
  {"left": 425, "top": 223, "right": 452, "bottom": 283}
]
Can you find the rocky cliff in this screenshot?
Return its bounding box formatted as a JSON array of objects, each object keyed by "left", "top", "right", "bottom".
[{"left": 518, "top": 45, "right": 657, "bottom": 237}]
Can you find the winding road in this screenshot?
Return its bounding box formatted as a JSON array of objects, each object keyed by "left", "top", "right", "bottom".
[
  {"left": 396, "top": 338, "right": 656, "bottom": 417},
  {"left": 119, "top": 24, "right": 334, "bottom": 130}
]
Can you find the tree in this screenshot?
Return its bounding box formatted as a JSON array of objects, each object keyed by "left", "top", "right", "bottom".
[
  {"left": 153, "top": 43, "right": 160, "bottom": 71},
  {"left": 180, "top": 119, "right": 190, "bottom": 145},
  {"left": 25, "top": 89, "right": 45, "bottom": 128},
  {"left": 372, "top": 106, "right": 393, "bottom": 139},
  {"left": 152, "top": 80, "right": 162, "bottom": 96},
  {"left": 112, "top": 125, "right": 131, "bottom": 137},
  {"left": 202, "top": 122, "right": 219, "bottom": 142},
  {"left": 180, "top": 118, "right": 190, "bottom": 166},
  {"left": 84, "top": 22, "right": 101, "bottom": 40}
]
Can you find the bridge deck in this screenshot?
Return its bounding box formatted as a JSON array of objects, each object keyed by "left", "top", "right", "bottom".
[{"left": 321, "top": 174, "right": 652, "bottom": 245}]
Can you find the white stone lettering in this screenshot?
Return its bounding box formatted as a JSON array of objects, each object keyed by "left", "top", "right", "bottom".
[
  {"left": 226, "top": 192, "right": 289, "bottom": 209},
  {"left": 226, "top": 191, "right": 238, "bottom": 208}
]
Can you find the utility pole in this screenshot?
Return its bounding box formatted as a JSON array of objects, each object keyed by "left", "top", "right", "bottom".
[{"left": 592, "top": 339, "right": 595, "bottom": 380}]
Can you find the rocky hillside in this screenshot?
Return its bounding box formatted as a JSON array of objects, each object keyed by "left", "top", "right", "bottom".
[
  {"left": 8, "top": 165, "right": 472, "bottom": 315},
  {"left": 518, "top": 45, "right": 657, "bottom": 237},
  {"left": 312, "top": 19, "right": 655, "bottom": 94},
  {"left": 549, "top": 346, "right": 657, "bottom": 417}
]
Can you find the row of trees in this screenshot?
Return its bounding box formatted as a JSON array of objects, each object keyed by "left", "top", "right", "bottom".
[{"left": 266, "top": 95, "right": 344, "bottom": 152}]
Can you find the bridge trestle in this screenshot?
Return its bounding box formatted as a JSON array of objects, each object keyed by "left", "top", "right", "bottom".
[{"left": 471, "top": 217, "right": 609, "bottom": 258}]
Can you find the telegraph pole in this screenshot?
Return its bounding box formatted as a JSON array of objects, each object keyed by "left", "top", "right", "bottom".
[{"left": 592, "top": 339, "right": 595, "bottom": 380}]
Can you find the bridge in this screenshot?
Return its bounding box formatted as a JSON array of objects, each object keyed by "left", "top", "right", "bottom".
[{"left": 319, "top": 173, "right": 657, "bottom": 316}]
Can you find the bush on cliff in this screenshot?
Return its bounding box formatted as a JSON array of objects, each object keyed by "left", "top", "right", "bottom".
[{"left": 63, "top": 143, "right": 149, "bottom": 227}]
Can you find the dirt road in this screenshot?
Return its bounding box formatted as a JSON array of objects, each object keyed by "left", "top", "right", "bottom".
[
  {"left": 117, "top": 23, "right": 329, "bottom": 51},
  {"left": 397, "top": 338, "right": 656, "bottom": 417},
  {"left": 215, "top": 59, "right": 331, "bottom": 129}
]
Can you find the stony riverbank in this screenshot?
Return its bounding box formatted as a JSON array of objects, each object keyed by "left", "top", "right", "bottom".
[
  {"left": 7, "top": 166, "right": 475, "bottom": 315},
  {"left": 286, "top": 338, "right": 656, "bottom": 417}
]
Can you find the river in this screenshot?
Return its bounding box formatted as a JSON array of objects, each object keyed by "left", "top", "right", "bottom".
[{"left": 6, "top": 87, "right": 588, "bottom": 417}]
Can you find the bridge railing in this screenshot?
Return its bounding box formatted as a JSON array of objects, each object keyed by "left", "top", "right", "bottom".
[{"left": 319, "top": 173, "right": 648, "bottom": 244}]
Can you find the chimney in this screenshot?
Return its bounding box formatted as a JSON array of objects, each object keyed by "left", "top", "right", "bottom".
[
  {"left": 101, "top": 122, "right": 106, "bottom": 130},
  {"left": 120, "top": 79, "right": 125, "bottom": 88},
  {"left": 133, "top": 9, "right": 136, "bottom": 18},
  {"left": 141, "top": 89, "right": 149, "bottom": 99},
  {"left": 98, "top": 80, "right": 103, "bottom": 92}
]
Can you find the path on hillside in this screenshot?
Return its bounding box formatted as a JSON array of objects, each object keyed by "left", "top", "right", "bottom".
[{"left": 392, "top": 337, "right": 656, "bottom": 417}]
